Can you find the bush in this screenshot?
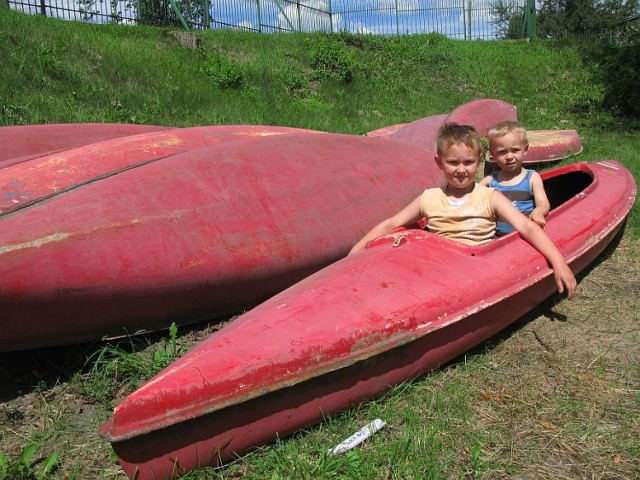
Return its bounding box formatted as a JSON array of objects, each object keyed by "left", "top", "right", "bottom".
[
  {"left": 199, "top": 51, "right": 245, "bottom": 89},
  {"left": 601, "top": 43, "right": 640, "bottom": 117},
  {"left": 309, "top": 39, "right": 357, "bottom": 83}
]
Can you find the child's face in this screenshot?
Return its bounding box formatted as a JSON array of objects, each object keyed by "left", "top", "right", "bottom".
[
  {"left": 489, "top": 132, "right": 528, "bottom": 172},
  {"left": 436, "top": 143, "right": 480, "bottom": 191}
]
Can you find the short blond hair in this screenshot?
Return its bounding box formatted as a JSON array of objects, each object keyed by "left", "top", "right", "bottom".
[
  {"left": 487, "top": 120, "right": 528, "bottom": 144},
  {"left": 436, "top": 123, "right": 483, "bottom": 157}
]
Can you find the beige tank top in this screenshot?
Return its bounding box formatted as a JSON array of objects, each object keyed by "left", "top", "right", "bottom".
[{"left": 420, "top": 184, "right": 497, "bottom": 245}]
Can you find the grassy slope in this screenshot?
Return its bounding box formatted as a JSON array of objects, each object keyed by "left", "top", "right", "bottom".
[{"left": 0, "top": 8, "right": 638, "bottom": 480}]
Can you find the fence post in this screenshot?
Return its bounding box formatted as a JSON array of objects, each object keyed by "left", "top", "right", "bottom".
[
  {"left": 467, "top": 0, "right": 472, "bottom": 40},
  {"left": 327, "top": 0, "right": 333, "bottom": 32},
  {"left": 168, "top": 0, "right": 189, "bottom": 28},
  {"left": 257, "top": 0, "right": 262, "bottom": 32},
  {"left": 39, "top": 0, "right": 46, "bottom": 16},
  {"left": 527, "top": 0, "right": 536, "bottom": 39},
  {"left": 395, "top": 0, "right": 400, "bottom": 35}
]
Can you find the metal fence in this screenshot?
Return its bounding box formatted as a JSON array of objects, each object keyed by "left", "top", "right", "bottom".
[{"left": 7, "top": 0, "right": 529, "bottom": 40}]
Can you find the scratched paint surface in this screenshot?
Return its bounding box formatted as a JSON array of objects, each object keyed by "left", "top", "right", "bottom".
[
  {"left": 0, "top": 132, "right": 445, "bottom": 352},
  {"left": 0, "top": 123, "right": 173, "bottom": 164},
  {"left": 101, "top": 161, "right": 636, "bottom": 480},
  {"left": 0, "top": 125, "right": 323, "bottom": 215}
]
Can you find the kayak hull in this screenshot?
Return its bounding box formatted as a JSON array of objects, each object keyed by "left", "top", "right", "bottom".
[
  {"left": 0, "top": 125, "right": 321, "bottom": 215},
  {"left": 0, "top": 123, "right": 173, "bottom": 166},
  {"left": 101, "top": 161, "right": 636, "bottom": 479},
  {"left": 366, "top": 99, "right": 517, "bottom": 152},
  {"left": 0, "top": 133, "right": 443, "bottom": 351}
]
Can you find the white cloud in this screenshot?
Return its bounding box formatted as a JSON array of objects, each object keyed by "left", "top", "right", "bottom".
[
  {"left": 380, "top": 0, "right": 419, "bottom": 10},
  {"left": 277, "top": 0, "right": 339, "bottom": 33},
  {"left": 235, "top": 20, "right": 254, "bottom": 31}
]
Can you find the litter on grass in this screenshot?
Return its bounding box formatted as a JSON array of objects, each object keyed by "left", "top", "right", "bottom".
[{"left": 327, "top": 419, "right": 387, "bottom": 456}]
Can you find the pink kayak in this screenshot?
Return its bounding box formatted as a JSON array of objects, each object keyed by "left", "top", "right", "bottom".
[
  {"left": 0, "top": 125, "right": 321, "bottom": 215},
  {"left": 367, "top": 101, "right": 581, "bottom": 167},
  {"left": 0, "top": 133, "right": 443, "bottom": 352},
  {"left": 367, "top": 98, "right": 517, "bottom": 151},
  {"left": 0, "top": 123, "right": 173, "bottom": 166},
  {"left": 101, "top": 160, "right": 636, "bottom": 480}
]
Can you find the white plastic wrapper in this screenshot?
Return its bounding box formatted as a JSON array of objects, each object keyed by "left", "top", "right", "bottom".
[{"left": 327, "top": 419, "right": 387, "bottom": 455}]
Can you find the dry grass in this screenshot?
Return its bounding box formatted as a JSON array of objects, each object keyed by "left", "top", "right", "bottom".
[{"left": 464, "top": 235, "right": 639, "bottom": 479}]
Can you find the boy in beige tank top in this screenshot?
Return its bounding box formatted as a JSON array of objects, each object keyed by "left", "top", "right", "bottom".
[{"left": 349, "top": 123, "right": 576, "bottom": 299}]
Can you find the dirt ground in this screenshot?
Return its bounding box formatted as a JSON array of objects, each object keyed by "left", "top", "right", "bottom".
[{"left": 0, "top": 233, "right": 638, "bottom": 479}]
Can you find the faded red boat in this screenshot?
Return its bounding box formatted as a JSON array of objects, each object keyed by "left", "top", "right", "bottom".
[
  {"left": 0, "top": 133, "right": 443, "bottom": 352},
  {"left": 367, "top": 98, "right": 517, "bottom": 150},
  {"left": 1, "top": 99, "right": 522, "bottom": 352},
  {"left": 517, "top": 129, "right": 583, "bottom": 164},
  {"left": 0, "top": 124, "right": 320, "bottom": 215},
  {"left": 101, "top": 161, "right": 636, "bottom": 480},
  {"left": 0, "top": 123, "right": 173, "bottom": 166},
  {"left": 367, "top": 103, "right": 582, "bottom": 167}
]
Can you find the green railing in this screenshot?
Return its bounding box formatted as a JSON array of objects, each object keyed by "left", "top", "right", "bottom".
[{"left": 8, "top": 0, "right": 534, "bottom": 40}]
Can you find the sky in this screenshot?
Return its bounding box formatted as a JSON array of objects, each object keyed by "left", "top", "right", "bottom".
[{"left": 10, "top": 0, "right": 517, "bottom": 40}]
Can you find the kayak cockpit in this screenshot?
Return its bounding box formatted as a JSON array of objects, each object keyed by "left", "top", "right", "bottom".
[{"left": 544, "top": 167, "right": 593, "bottom": 210}]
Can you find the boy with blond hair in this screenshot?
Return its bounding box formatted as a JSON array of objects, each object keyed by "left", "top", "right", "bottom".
[{"left": 480, "top": 121, "right": 550, "bottom": 236}]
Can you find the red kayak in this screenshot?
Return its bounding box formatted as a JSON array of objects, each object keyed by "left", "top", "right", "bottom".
[
  {"left": 517, "top": 129, "right": 582, "bottom": 164},
  {"left": 366, "top": 98, "right": 517, "bottom": 150},
  {"left": 0, "top": 123, "right": 173, "bottom": 167},
  {"left": 101, "top": 161, "right": 636, "bottom": 480},
  {"left": 0, "top": 125, "right": 320, "bottom": 215},
  {"left": 0, "top": 133, "right": 444, "bottom": 352},
  {"left": 367, "top": 102, "right": 581, "bottom": 167}
]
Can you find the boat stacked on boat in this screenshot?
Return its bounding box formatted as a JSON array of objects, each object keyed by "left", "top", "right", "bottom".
[{"left": 0, "top": 98, "right": 524, "bottom": 352}]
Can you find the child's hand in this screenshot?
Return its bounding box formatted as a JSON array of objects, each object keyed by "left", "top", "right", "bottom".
[
  {"left": 530, "top": 210, "right": 547, "bottom": 230},
  {"left": 553, "top": 262, "right": 577, "bottom": 299}
]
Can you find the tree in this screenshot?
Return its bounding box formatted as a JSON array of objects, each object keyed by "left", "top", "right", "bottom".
[
  {"left": 491, "top": 0, "right": 639, "bottom": 42},
  {"left": 491, "top": 0, "right": 527, "bottom": 39},
  {"left": 537, "top": 0, "right": 639, "bottom": 41}
]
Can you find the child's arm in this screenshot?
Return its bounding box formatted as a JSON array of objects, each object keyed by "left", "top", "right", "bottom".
[
  {"left": 479, "top": 175, "right": 492, "bottom": 187},
  {"left": 349, "top": 195, "right": 423, "bottom": 255},
  {"left": 529, "top": 171, "right": 551, "bottom": 229},
  {"left": 492, "top": 191, "right": 576, "bottom": 298}
]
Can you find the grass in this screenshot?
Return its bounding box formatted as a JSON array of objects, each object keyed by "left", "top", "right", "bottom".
[{"left": 0, "top": 7, "right": 638, "bottom": 480}]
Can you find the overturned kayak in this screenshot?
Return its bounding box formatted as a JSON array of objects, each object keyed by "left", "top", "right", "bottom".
[
  {"left": 366, "top": 98, "right": 517, "bottom": 150},
  {"left": 0, "top": 124, "right": 321, "bottom": 215},
  {"left": 101, "top": 161, "right": 636, "bottom": 480},
  {"left": 0, "top": 123, "right": 173, "bottom": 166},
  {"left": 0, "top": 133, "right": 443, "bottom": 352},
  {"left": 520, "top": 129, "right": 583, "bottom": 164},
  {"left": 367, "top": 102, "right": 582, "bottom": 166}
]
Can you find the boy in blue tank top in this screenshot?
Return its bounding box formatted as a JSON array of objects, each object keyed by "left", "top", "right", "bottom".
[{"left": 480, "top": 121, "right": 550, "bottom": 236}]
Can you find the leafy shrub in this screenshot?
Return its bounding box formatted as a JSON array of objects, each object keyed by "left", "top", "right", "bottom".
[
  {"left": 601, "top": 43, "right": 640, "bottom": 118},
  {"left": 309, "top": 40, "right": 357, "bottom": 83},
  {"left": 281, "top": 67, "right": 310, "bottom": 97},
  {"left": 199, "top": 51, "right": 245, "bottom": 89}
]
